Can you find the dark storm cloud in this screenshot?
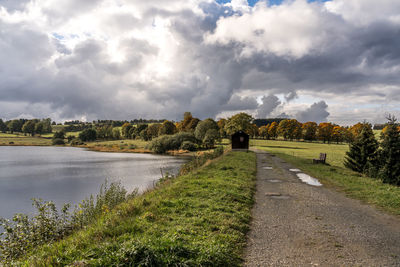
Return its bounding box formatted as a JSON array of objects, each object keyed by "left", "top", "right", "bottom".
[
  {"left": 0, "top": 0, "right": 30, "bottom": 11},
  {"left": 1, "top": 0, "right": 400, "bottom": 123},
  {"left": 296, "top": 101, "right": 330, "bottom": 123},
  {"left": 256, "top": 95, "right": 281, "bottom": 118}
]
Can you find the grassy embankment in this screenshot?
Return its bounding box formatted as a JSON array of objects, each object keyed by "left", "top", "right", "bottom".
[
  {"left": 18, "top": 151, "right": 257, "bottom": 266},
  {"left": 251, "top": 139, "right": 400, "bottom": 216}
]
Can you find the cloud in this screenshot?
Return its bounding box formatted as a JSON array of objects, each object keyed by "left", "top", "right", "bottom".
[
  {"left": 256, "top": 95, "right": 281, "bottom": 118},
  {"left": 296, "top": 101, "right": 330, "bottom": 123},
  {"left": 0, "top": 0, "right": 400, "bottom": 124},
  {"left": 221, "top": 94, "right": 258, "bottom": 111},
  {"left": 285, "top": 92, "right": 298, "bottom": 102}
]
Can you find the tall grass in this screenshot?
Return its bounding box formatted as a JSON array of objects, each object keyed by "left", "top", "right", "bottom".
[{"left": 0, "top": 180, "right": 137, "bottom": 264}]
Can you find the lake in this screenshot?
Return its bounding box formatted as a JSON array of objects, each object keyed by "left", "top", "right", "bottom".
[{"left": 0, "top": 146, "right": 187, "bottom": 220}]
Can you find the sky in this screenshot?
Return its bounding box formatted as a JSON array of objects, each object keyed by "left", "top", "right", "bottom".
[{"left": 1, "top": 0, "right": 400, "bottom": 125}]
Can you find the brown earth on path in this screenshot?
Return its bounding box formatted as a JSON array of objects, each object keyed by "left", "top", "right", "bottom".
[{"left": 245, "top": 150, "right": 400, "bottom": 267}]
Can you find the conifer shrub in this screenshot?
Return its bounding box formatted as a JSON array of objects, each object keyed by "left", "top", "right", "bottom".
[
  {"left": 344, "top": 123, "right": 378, "bottom": 174},
  {"left": 378, "top": 116, "right": 400, "bottom": 185}
]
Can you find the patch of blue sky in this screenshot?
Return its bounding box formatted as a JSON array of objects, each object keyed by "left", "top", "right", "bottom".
[
  {"left": 52, "top": 33, "right": 64, "bottom": 40},
  {"left": 215, "top": 0, "right": 331, "bottom": 7}
]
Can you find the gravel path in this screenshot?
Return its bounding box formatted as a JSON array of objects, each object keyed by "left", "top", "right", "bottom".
[{"left": 244, "top": 150, "right": 400, "bottom": 267}]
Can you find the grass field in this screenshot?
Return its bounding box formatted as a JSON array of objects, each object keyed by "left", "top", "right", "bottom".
[
  {"left": 0, "top": 136, "right": 52, "bottom": 146},
  {"left": 251, "top": 139, "right": 349, "bottom": 167},
  {"left": 18, "top": 151, "right": 257, "bottom": 266},
  {"left": 84, "top": 139, "right": 151, "bottom": 152}
]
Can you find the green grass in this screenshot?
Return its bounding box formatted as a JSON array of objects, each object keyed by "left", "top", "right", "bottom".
[
  {"left": 19, "top": 151, "right": 257, "bottom": 266},
  {"left": 0, "top": 132, "right": 24, "bottom": 137},
  {"left": 0, "top": 136, "right": 52, "bottom": 146},
  {"left": 86, "top": 139, "right": 149, "bottom": 149},
  {"left": 272, "top": 153, "right": 400, "bottom": 216},
  {"left": 251, "top": 139, "right": 349, "bottom": 167}
]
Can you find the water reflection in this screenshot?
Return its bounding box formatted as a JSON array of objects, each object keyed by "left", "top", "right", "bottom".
[{"left": 0, "top": 146, "right": 187, "bottom": 220}]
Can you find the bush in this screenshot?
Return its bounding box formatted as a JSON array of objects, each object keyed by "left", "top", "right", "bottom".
[
  {"left": 79, "top": 128, "right": 97, "bottom": 142},
  {"left": 148, "top": 135, "right": 174, "bottom": 154},
  {"left": 52, "top": 138, "right": 65, "bottom": 145},
  {"left": 53, "top": 131, "right": 65, "bottom": 139},
  {"left": 149, "top": 132, "right": 197, "bottom": 154},
  {"left": 70, "top": 138, "right": 84, "bottom": 146},
  {"left": 66, "top": 135, "right": 74, "bottom": 142},
  {"left": 180, "top": 141, "right": 196, "bottom": 151}
]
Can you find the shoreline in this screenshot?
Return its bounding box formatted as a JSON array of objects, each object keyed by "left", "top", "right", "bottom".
[{"left": 0, "top": 143, "right": 197, "bottom": 157}]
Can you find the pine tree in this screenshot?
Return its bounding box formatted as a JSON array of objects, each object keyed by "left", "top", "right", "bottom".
[
  {"left": 379, "top": 116, "right": 400, "bottom": 185},
  {"left": 344, "top": 123, "right": 378, "bottom": 173}
]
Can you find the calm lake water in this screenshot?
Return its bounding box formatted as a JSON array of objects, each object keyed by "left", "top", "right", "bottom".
[{"left": 0, "top": 146, "right": 187, "bottom": 220}]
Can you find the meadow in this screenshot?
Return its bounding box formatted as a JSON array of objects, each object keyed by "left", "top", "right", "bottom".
[
  {"left": 251, "top": 139, "right": 349, "bottom": 167},
  {"left": 0, "top": 132, "right": 52, "bottom": 146}
]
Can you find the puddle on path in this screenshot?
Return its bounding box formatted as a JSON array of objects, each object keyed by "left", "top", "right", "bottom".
[
  {"left": 267, "top": 179, "right": 282, "bottom": 183},
  {"left": 263, "top": 167, "right": 273, "bottom": 170},
  {"left": 271, "top": 195, "right": 291, "bottom": 199},
  {"left": 289, "top": 168, "right": 301, "bottom": 172},
  {"left": 296, "top": 173, "right": 322, "bottom": 186},
  {"left": 265, "top": 192, "right": 291, "bottom": 199}
]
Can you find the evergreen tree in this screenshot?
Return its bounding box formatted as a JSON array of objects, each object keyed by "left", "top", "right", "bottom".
[
  {"left": 379, "top": 116, "right": 400, "bottom": 185},
  {"left": 344, "top": 123, "right": 378, "bottom": 173}
]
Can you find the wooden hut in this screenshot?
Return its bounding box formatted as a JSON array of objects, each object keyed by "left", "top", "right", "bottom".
[{"left": 231, "top": 131, "right": 249, "bottom": 150}]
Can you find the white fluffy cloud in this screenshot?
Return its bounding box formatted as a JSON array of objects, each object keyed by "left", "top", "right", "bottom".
[{"left": 0, "top": 0, "right": 400, "bottom": 124}]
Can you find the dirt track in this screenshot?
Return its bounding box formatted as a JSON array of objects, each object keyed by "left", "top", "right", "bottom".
[{"left": 245, "top": 150, "right": 400, "bottom": 267}]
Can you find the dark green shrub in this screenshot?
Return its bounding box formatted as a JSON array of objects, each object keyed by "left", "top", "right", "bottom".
[
  {"left": 344, "top": 123, "right": 378, "bottom": 174},
  {"left": 379, "top": 116, "right": 400, "bottom": 185},
  {"left": 180, "top": 141, "right": 196, "bottom": 151},
  {"left": 53, "top": 131, "right": 65, "bottom": 139},
  {"left": 149, "top": 132, "right": 197, "bottom": 154},
  {"left": 148, "top": 135, "right": 174, "bottom": 154},
  {"left": 79, "top": 128, "right": 97, "bottom": 142},
  {"left": 70, "top": 138, "right": 84, "bottom": 146},
  {"left": 66, "top": 135, "right": 74, "bottom": 142},
  {"left": 52, "top": 138, "right": 65, "bottom": 145}
]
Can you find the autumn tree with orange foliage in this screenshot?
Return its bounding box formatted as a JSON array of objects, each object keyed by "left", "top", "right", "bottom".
[
  {"left": 289, "top": 119, "right": 303, "bottom": 140},
  {"left": 268, "top": 122, "right": 278, "bottom": 139},
  {"left": 259, "top": 125, "right": 270, "bottom": 139},
  {"left": 317, "top": 122, "right": 335, "bottom": 143},
  {"left": 177, "top": 112, "right": 200, "bottom": 132},
  {"left": 302, "top": 122, "right": 317, "bottom": 141},
  {"left": 277, "top": 120, "right": 290, "bottom": 140}
]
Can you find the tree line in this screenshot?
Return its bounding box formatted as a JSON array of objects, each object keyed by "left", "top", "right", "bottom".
[{"left": 0, "top": 118, "right": 52, "bottom": 136}]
